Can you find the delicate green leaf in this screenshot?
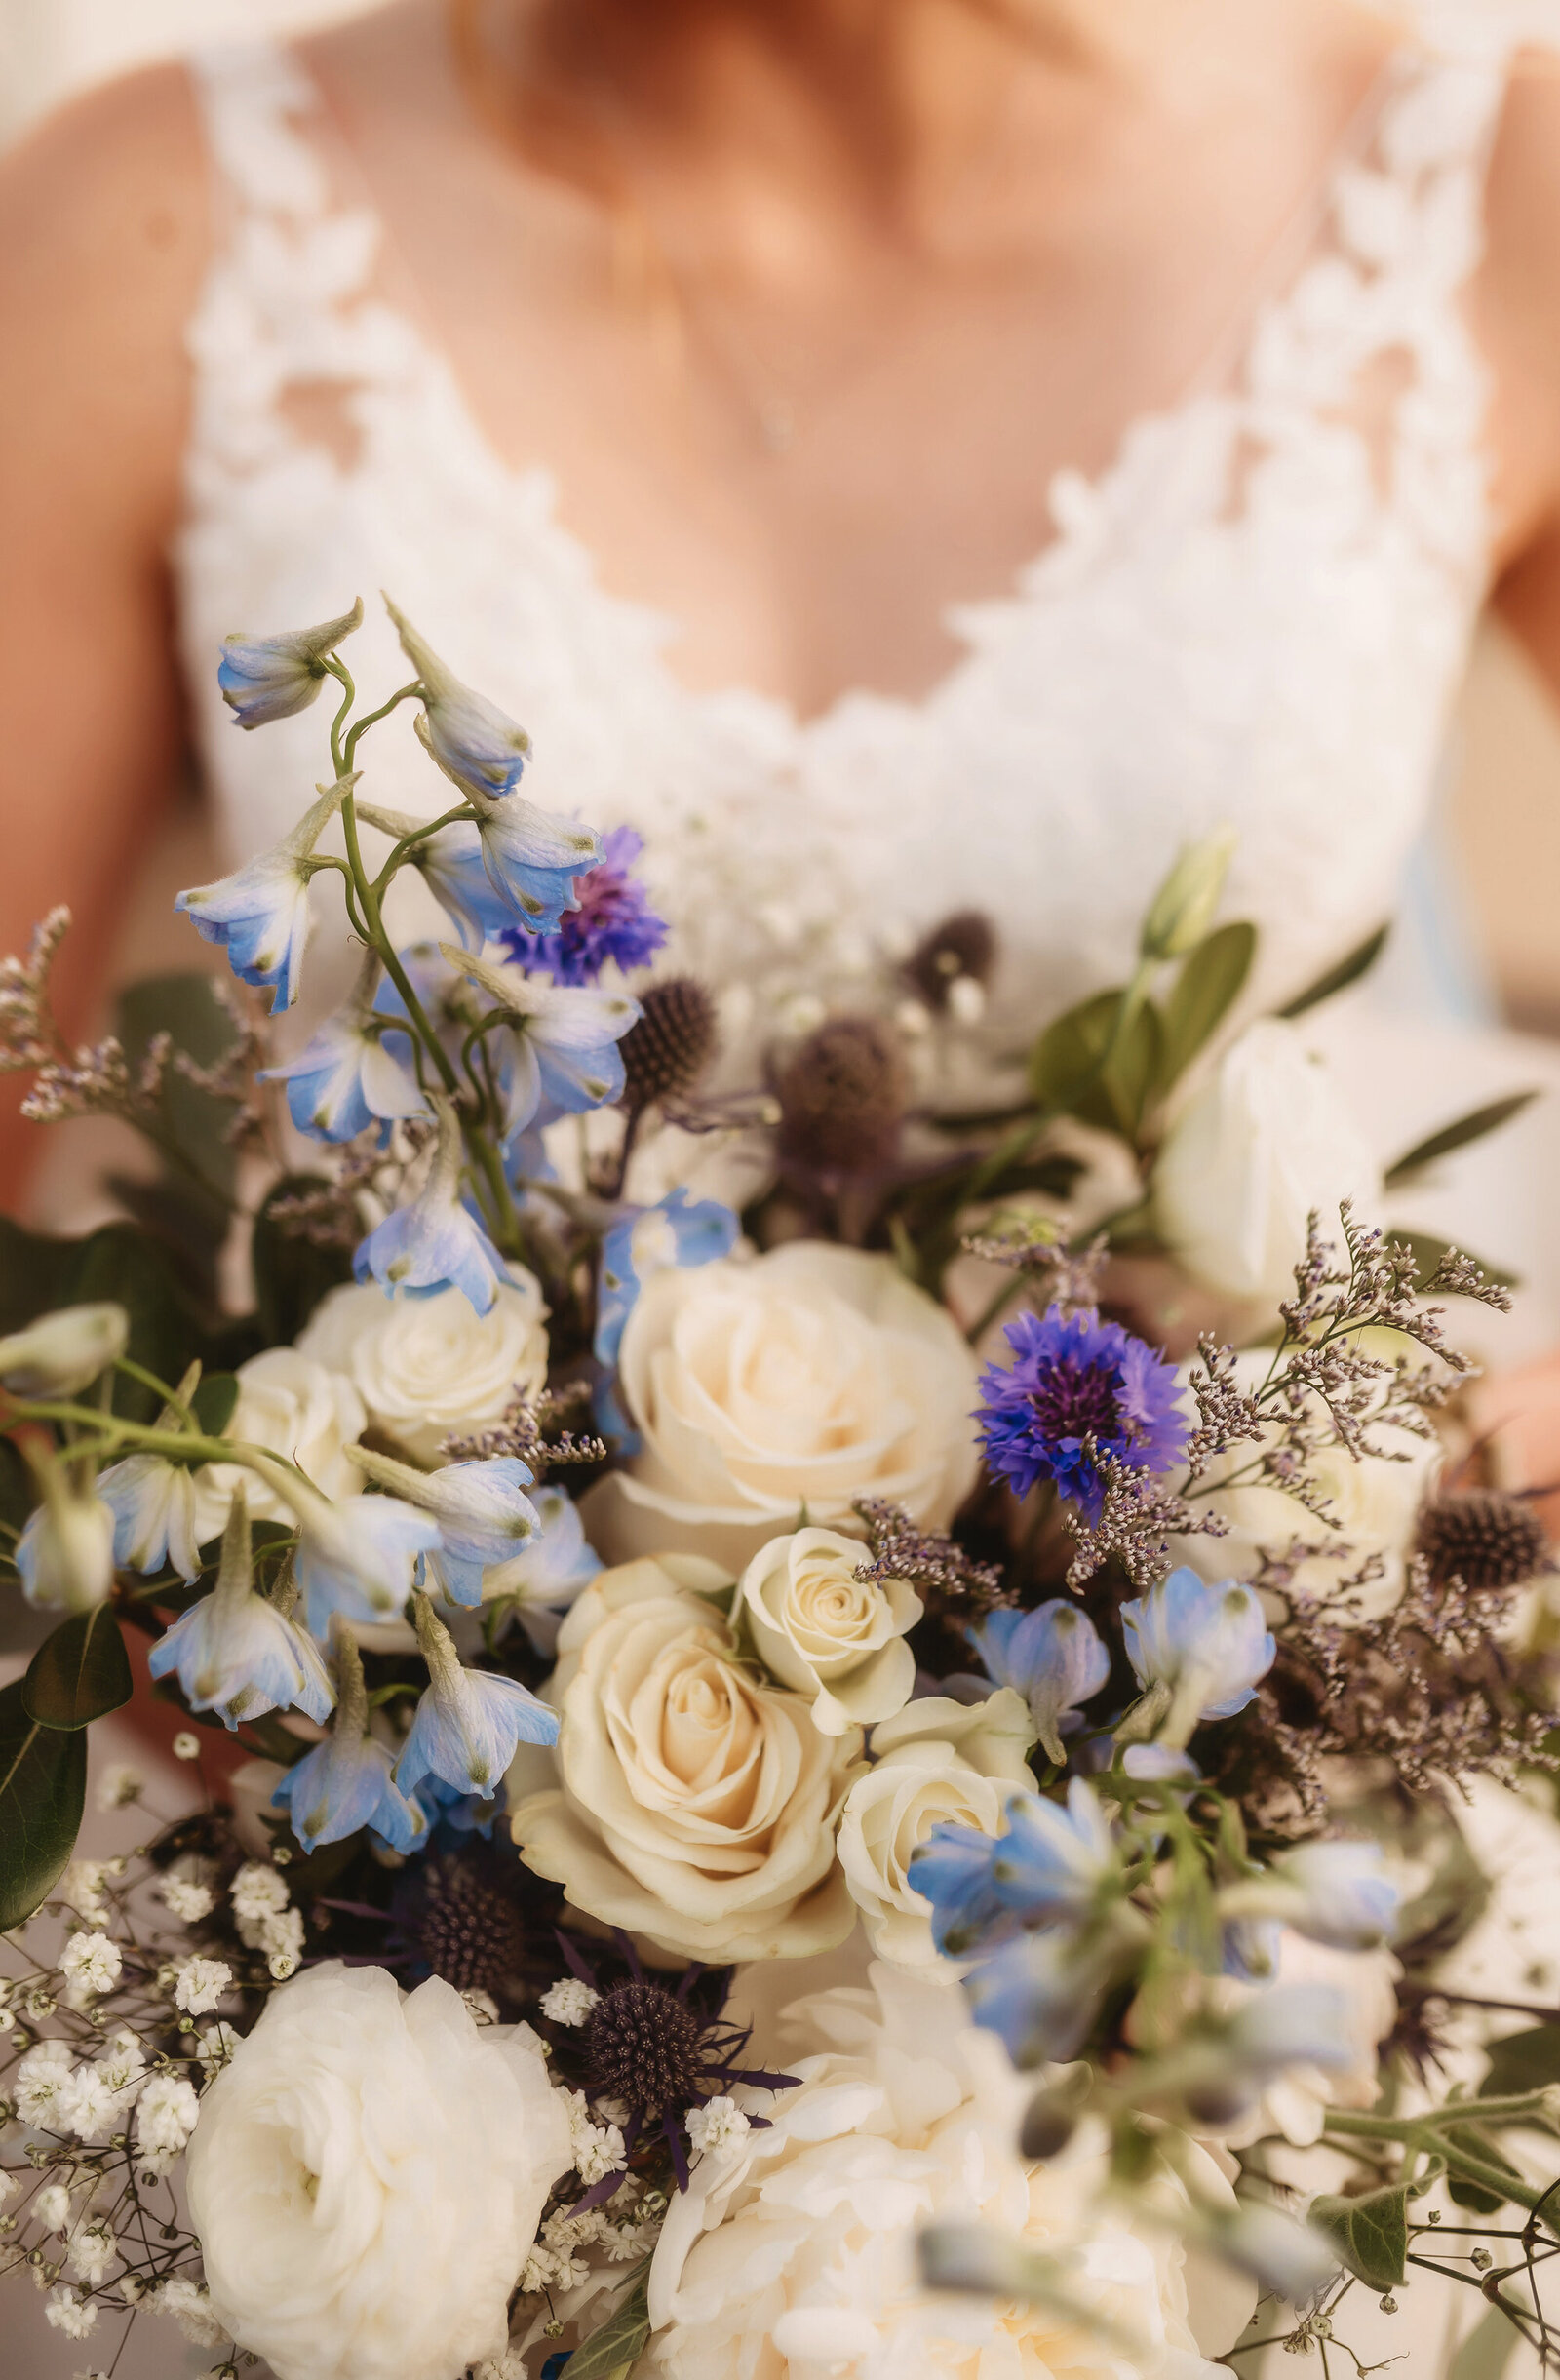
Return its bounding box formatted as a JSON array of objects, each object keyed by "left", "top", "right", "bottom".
[
  {"left": 1157, "top": 921, "right": 1257, "bottom": 1090},
  {"left": 0, "top": 1678, "right": 87, "bottom": 1931},
  {"left": 22, "top": 1607, "right": 134, "bottom": 1730},
  {"left": 1449, "top": 2306, "right": 1520, "bottom": 2380},
  {"left": 1277, "top": 923, "right": 1391, "bottom": 1019},
  {"left": 1481, "top": 2024, "right": 1560, "bottom": 2099},
  {"left": 115, "top": 970, "right": 239, "bottom": 1203},
  {"left": 1031, "top": 991, "right": 1123, "bottom": 1112},
  {"left": 192, "top": 1371, "right": 240, "bottom": 1438},
  {"left": 252, "top": 1175, "right": 354, "bottom": 1347},
  {"left": 1308, "top": 2183, "right": 1408, "bottom": 2290},
  {"left": 563, "top": 2266, "right": 651, "bottom": 2380},
  {"left": 1384, "top": 1093, "right": 1540, "bottom": 1189},
  {"left": 1030, "top": 990, "right": 1162, "bottom": 1141}
]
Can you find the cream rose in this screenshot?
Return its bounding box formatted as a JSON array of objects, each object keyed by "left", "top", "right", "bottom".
[
  {"left": 509, "top": 1557, "right": 862, "bottom": 1962},
  {"left": 296, "top": 1270, "right": 548, "bottom": 1464},
  {"left": 585, "top": 1243, "right": 981, "bottom": 1571},
  {"left": 837, "top": 1693, "right": 1037, "bottom": 1976},
  {"left": 186, "top": 1963, "right": 571, "bottom": 2380},
  {"left": 739, "top": 1527, "right": 921, "bottom": 1734},
  {"left": 193, "top": 1348, "right": 366, "bottom": 1538}
]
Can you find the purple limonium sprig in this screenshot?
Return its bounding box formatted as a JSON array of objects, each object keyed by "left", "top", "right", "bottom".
[
  {"left": 975, "top": 1305, "right": 1188, "bottom": 1525},
  {"left": 505, "top": 826, "right": 668, "bottom": 987}
]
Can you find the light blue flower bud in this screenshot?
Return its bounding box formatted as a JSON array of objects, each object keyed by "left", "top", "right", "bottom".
[
  {"left": 0, "top": 1303, "right": 128, "bottom": 1398},
  {"left": 479, "top": 1486, "right": 603, "bottom": 1654},
  {"left": 385, "top": 595, "right": 535, "bottom": 800},
  {"left": 962, "top": 1924, "right": 1118, "bottom": 2067},
  {"left": 346, "top": 1446, "right": 540, "bottom": 1608},
  {"left": 1221, "top": 1840, "right": 1401, "bottom": 1953},
  {"left": 258, "top": 955, "right": 428, "bottom": 1144},
  {"left": 969, "top": 1602, "right": 1111, "bottom": 1767},
  {"left": 1120, "top": 1568, "right": 1275, "bottom": 1747},
  {"left": 292, "top": 1487, "right": 442, "bottom": 1638},
  {"left": 395, "top": 1592, "right": 559, "bottom": 1799},
  {"left": 353, "top": 1094, "right": 511, "bottom": 1314},
  {"left": 461, "top": 784, "right": 601, "bottom": 936},
  {"left": 176, "top": 778, "right": 347, "bottom": 1012},
  {"left": 218, "top": 598, "right": 363, "bottom": 728},
  {"left": 98, "top": 1452, "right": 202, "bottom": 1584},
  {"left": 147, "top": 1492, "right": 334, "bottom": 1730},
  {"left": 271, "top": 1628, "right": 426, "bottom": 1854},
  {"left": 16, "top": 1476, "right": 116, "bottom": 1614}
]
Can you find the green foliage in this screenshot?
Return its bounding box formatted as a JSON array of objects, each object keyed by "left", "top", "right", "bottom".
[
  {"left": 115, "top": 971, "right": 239, "bottom": 1204},
  {"left": 1308, "top": 2182, "right": 1408, "bottom": 2289},
  {"left": 563, "top": 2265, "right": 651, "bottom": 2380},
  {"left": 0, "top": 1217, "right": 196, "bottom": 1422},
  {"left": 22, "top": 1606, "right": 133, "bottom": 1729},
  {"left": 1030, "top": 990, "right": 1162, "bottom": 1140},
  {"left": 1481, "top": 2024, "right": 1560, "bottom": 2099},
  {"left": 1157, "top": 922, "right": 1256, "bottom": 1090},
  {"left": 1448, "top": 2307, "right": 1521, "bottom": 2380},
  {"left": 0, "top": 1678, "right": 88, "bottom": 1931},
  {"left": 192, "top": 1371, "right": 240, "bottom": 1437},
  {"left": 252, "top": 1175, "right": 353, "bottom": 1347},
  {"left": 1384, "top": 1093, "right": 1540, "bottom": 1190},
  {"left": 1277, "top": 923, "right": 1391, "bottom": 1019}
]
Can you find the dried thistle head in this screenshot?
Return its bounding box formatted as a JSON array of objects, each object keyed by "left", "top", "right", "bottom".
[{"left": 777, "top": 1017, "right": 908, "bottom": 1175}]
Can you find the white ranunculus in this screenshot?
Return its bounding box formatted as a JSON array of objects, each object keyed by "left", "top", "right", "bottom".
[
  {"left": 187, "top": 1963, "right": 571, "bottom": 2380},
  {"left": 739, "top": 1527, "right": 921, "bottom": 1734},
  {"left": 296, "top": 1268, "right": 549, "bottom": 1465},
  {"left": 584, "top": 1243, "right": 981, "bottom": 1572},
  {"left": 837, "top": 1693, "right": 1037, "bottom": 1976},
  {"left": 646, "top": 1962, "right": 1246, "bottom": 2380},
  {"left": 1153, "top": 1020, "right": 1381, "bottom": 1307},
  {"left": 509, "top": 1557, "right": 863, "bottom": 1963},
  {"left": 1168, "top": 1351, "right": 1440, "bottom": 1622},
  {"left": 192, "top": 1349, "right": 366, "bottom": 1539}
]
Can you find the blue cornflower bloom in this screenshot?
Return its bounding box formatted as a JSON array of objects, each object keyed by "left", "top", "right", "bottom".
[
  {"left": 975, "top": 1306, "right": 1188, "bottom": 1524},
  {"left": 969, "top": 1601, "right": 1111, "bottom": 1766},
  {"left": 148, "top": 1492, "right": 334, "bottom": 1730},
  {"left": 1120, "top": 1567, "right": 1275, "bottom": 1747},
  {"left": 97, "top": 1453, "right": 202, "bottom": 1584},
  {"left": 358, "top": 802, "right": 515, "bottom": 952},
  {"left": 396, "top": 1593, "right": 559, "bottom": 1799},
  {"left": 259, "top": 956, "right": 427, "bottom": 1144},
  {"left": 506, "top": 826, "right": 668, "bottom": 987},
  {"left": 354, "top": 1094, "right": 510, "bottom": 1314},
  {"left": 271, "top": 1628, "right": 427, "bottom": 1855},
  {"left": 218, "top": 598, "right": 363, "bottom": 728},
  {"left": 347, "top": 1446, "right": 541, "bottom": 1608},
  {"left": 176, "top": 778, "right": 346, "bottom": 1012},
  {"left": 292, "top": 1487, "right": 443, "bottom": 1637}
]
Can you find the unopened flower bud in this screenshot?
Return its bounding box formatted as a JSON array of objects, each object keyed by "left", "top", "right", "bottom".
[
  {"left": 1140, "top": 827, "right": 1237, "bottom": 962},
  {"left": 0, "top": 1303, "right": 128, "bottom": 1398},
  {"left": 218, "top": 599, "right": 364, "bottom": 728},
  {"left": 776, "top": 1016, "right": 908, "bottom": 1175},
  {"left": 17, "top": 1474, "right": 116, "bottom": 1613},
  {"left": 1018, "top": 2083, "right": 1079, "bottom": 2162}
]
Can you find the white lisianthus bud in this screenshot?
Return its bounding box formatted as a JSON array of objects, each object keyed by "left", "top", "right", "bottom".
[
  {"left": 1139, "top": 826, "right": 1238, "bottom": 962},
  {"left": 0, "top": 1302, "right": 128, "bottom": 1397}
]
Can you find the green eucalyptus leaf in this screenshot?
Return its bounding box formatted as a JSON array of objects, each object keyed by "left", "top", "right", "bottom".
[
  {"left": 0, "top": 1678, "right": 88, "bottom": 1931},
  {"left": 115, "top": 970, "right": 239, "bottom": 1200},
  {"left": 1277, "top": 923, "right": 1391, "bottom": 1019},
  {"left": 1030, "top": 991, "right": 1162, "bottom": 1141},
  {"left": 192, "top": 1371, "right": 240, "bottom": 1438},
  {"left": 1157, "top": 921, "right": 1257, "bottom": 1091},
  {"left": 1481, "top": 2024, "right": 1560, "bottom": 2099},
  {"left": 252, "top": 1175, "right": 354, "bottom": 1347},
  {"left": 563, "top": 2266, "right": 651, "bottom": 2380},
  {"left": 1308, "top": 2183, "right": 1408, "bottom": 2290},
  {"left": 22, "top": 1607, "right": 134, "bottom": 1730},
  {"left": 1384, "top": 1093, "right": 1539, "bottom": 1190}
]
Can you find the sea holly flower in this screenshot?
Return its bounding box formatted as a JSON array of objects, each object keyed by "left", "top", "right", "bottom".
[
  {"left": 272, "top": 1628, "right": 427, "bottom": 1855},
  {"left": 0, "top": 1301, "right": 128, "bottom": 1398},
  {"left": 969, "top": 1601, "right": 1111, "bottom": 1766},
  {"left": 443, "top": 944, "right": 640, "bottom": 1130},
  {"left": 176, "top": 778, "right": 348, "bottom": 1012},
  {"left": 98, "top": 1452, "right": 202, "bottom": 1583},
  {"left": 1120, "top": 1567, "right": 1275, "bottom": 1747},
  {"left": 347, "top": 1445, "right": 540, "bottom": 1607},
  {"left": 258, "top": 954, "right": 428, "bottom": 1143},
  {"left": 395, "top": 1592, "right": 559, "bottom": 1799},
  {"left": 292, "top": 1487, "right": 442, "bottom": 1637},
  {"left": 217, "top": 598, "right": 364, "bottom": 727},
  {"left": 385, "top": 595, "right": 536, "bottom": 800},
  {"left": 357, "top": 801, "right": 515, "bottom": 952},
  {"left": 507, "top": 824, "right": 668, "bottom": 987},
  {"left": 975, "top": 1306, "right": 1188, "bottom": 1524},
  {"left": 148, "top": 1493, "right": 334, "bottom": 1729},
  {"left": 17, "top": 1474, "right": 116, "bottom": 1613},
  {"left": 1221, "top": 1840, "right": 1401, "bottom": 1953},
  {"left": 353, "top": 1094, "right": 510, "bottom": 1313}
]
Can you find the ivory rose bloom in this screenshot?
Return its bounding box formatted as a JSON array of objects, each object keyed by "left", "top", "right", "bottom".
[
  {"left": 297, "top": 1269, "right": 548, "bottom": 1464},
  {"left": 187, "top": 1963, "right": 570, "bottom": 2380},
  {"left": 585, "top": 1244, "right": 981, "bottom": 1571},
  {"left": 837, "top": 1694, "right": 1036, "bottom": 1976},
  {"left": 739, "top": 1527, "right": 921, "bottom": 1734},
  {"left": 646, "top": 1963, "right": 1246, "bottom": 2380},
  {"left": 1153, "top": 1020, "right": 1380, "bottom": 1307},
  {"left": 193, "top": 1349, "right": 365, "bottom": 1537},
  {"left": 509, "top": 1557, "right": 862, "bottom": 1962}
]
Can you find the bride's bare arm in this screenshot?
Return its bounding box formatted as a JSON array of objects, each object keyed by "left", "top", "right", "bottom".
[{"left": 0, "top": 65, "right": 208, "bottom": 1201}]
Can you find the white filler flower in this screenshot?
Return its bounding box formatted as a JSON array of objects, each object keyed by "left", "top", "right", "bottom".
[{"left": 187, "top": 1962, "right": 572, "bottom": 2380}]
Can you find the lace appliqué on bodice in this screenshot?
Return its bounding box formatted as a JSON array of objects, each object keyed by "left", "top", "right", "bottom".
[{"left": 176, "top": 21, "right": 1518, "bottom": 1069}]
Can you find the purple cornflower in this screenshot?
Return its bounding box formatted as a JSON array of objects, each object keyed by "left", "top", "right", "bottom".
[
  {"left": 505, "top": 825, "right": 667, "bottom": 987},
  {"left": 975, "top": 1305, "right": 1187, "bottom": 1524}
]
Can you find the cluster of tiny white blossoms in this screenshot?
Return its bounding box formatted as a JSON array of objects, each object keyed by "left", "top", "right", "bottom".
[
  {"left": 684, "top": 2094, "right": 750, "bottom": 2161},
  {"left": 538, "top": 1977, "right": 599, "bottom": 2028},
  {"left": 560, "top": 2087, "right": 628, "bottom": 2188},
  {"left": 518, "top": 2179, "right": 665, "bottom": 2298},
  {"left": 228, "top": 1861, "right": 304, "bottom": 1980}
]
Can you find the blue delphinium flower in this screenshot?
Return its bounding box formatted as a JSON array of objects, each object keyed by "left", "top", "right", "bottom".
[
  {"left": 218, "top": 598, "right": 363, "bottom": 728},
  {"left": 354, "top": 1094, "right": 511, "bottom": 1314},
  {"left": 385, "top": 596, "right": 537, "bottom": 801},
  {"left": 907, "top": 1822, "right": 1011, "bottom": 1959},
  {"left": 443, "top": 946, "right": 640, "bottom": 1135},
  {"left": 396, "top": 1593, "right": 558, "bottom": 1799},
  {"left": 292, "top": 1488, "right": 443, "bottom": 1637},
  {"left": 176, "top": 778, "right": 346, "bottom": 1012},
  {"left": 969, "top": 1601, "right": 1111, "bottom": 1766},
  {"left": 990, "top": 1777, "right": 1121, "bottom": 1923},
  {"left": 1222, "top": 1840, "right": 1401, "bottom": 1954},
  {"left": 480, "top": 1485, "right": 602, "bottom": 1655},
  {"left": 975, "top": 1306, "right": 1188, "bottom": 1524},
  {"left": 357, "top": 801, "right": 515, "bottom": 953},
  {"left": 97, "top": 1453, "right": 202, "bottom": 1583},
  {"left": 1120, "top": 1567, "right": 1275, "bottom": 1746},
  {"left": 148, "top": 1492, "right": 335, "bottom": 1730},
  {"left": 415, "top": 1774, "right": 506, "bottom": 1840},
  {"left": 962, "top": 1926, "right": 1115, "bottom": 2067},
  {"left": 596, "top": 1190, "right": 741, "bottom": 1372},
  {"left": 259, "top": 955, "right": 427, "bottom": 1144},
  {"left": 347, "top": 1446, "right": 541, "bottom": 1608},
  {"left": 271, "top": 1627, "right": 426, "bottom": 1855},
  {"left": 506, "top": 826, "right": 668, "bottom": 987}
]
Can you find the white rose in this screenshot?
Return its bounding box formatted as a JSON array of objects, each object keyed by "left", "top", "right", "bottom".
[
  {"left": 739, "top": 1527, "right": 921, "bottom": 1734},
  {"left": 585, "top": 1243, "right": 981, "bottom": 1572},
  {"left": 193, "top": 1348, "right": 366, "bottom": 1538},
  {"left": 1169, "top": 1352, "right": 1441, "bottom": 1621},
  {"left": 296, "top": 1270, "right": 548, "bottom": 1464},
  {"left": 187, "top": 1963, "right": 571, "bottom": 2380},
  {"left": 646, "top": 1962, "right": 1249, "bottom": 2380},
  {"left": 1153, "top": 1020, "right": 1381, "bottom": 1307},
  {"left": 509, "top": 1557, "right": 863, "bottom": 1963},
  {"left": 837, "top": 1694, "right": 1037, "bottom": 1977}
]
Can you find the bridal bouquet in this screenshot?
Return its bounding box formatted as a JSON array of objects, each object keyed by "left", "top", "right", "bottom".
[{"left": 4, "top": 599, "right": 1559, "bottom": 2380}]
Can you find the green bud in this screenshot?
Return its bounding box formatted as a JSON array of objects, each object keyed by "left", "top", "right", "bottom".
[{"left": 1140, "top": 828, "right": 1238, "bottom": 962}]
